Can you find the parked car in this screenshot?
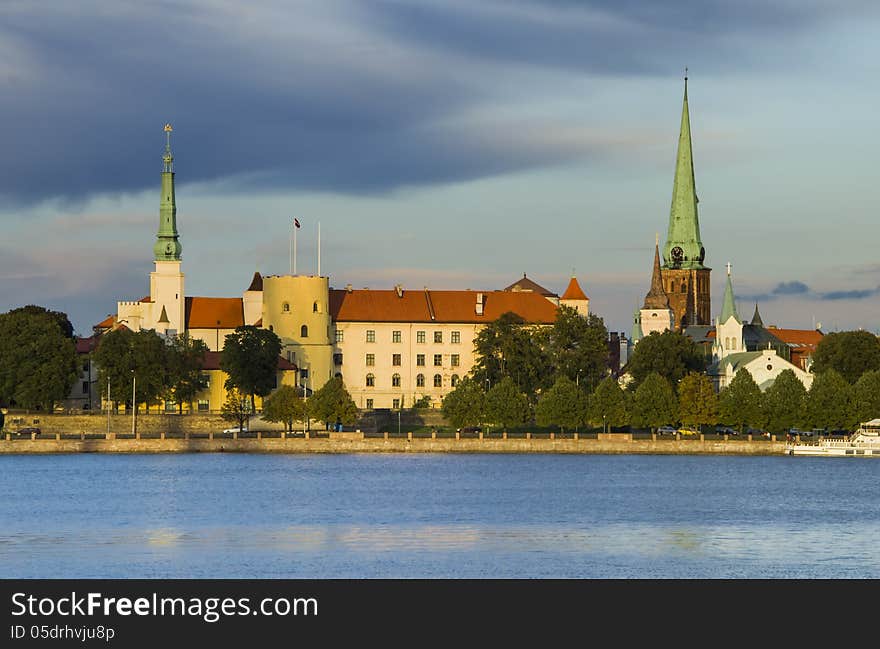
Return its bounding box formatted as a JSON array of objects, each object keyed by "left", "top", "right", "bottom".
[
  {"left": 715, "top": 426, "right": 738, "bottom": 436},
  {"left": 456, "top": 426, "right": 482, "bottom": 434},
  {"left": 222, "top": 425, "right": 248, "bottom": 434},
  {"left": 677, "top": 426, "right": 700, "bottom": 436},
  {"left": 14, "top": 427, "right": 41, "bottom": 437},
  {"left": 748, "top": 427, "right": 770, "bottom": 438},
  {"left": 656, "top": 426, "right": 677, "bottom": 435}
]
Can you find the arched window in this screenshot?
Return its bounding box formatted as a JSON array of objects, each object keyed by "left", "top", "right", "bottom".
[
  {"left": 731, "top": 339, "right": 737, "bottom": 351},
  {"left": 433, "top": 374, "right": 442, "bottom": 388},
  {"left": 671, "top": 281, "right": 676, "bottom": 293},
  {"left": 416, "top": 373, "right": 425, "bottom": 387},
  {"left": 681, "top": 283, "right": 687, "bottom": 293},
  {"left": 392, "top": 373, "right": 401, "bottom": 387},
  {"left": 366, "top": 373, "right": 375, "bottom": 387},
  {"left": 451, "top": 374, "right": 460, "bottom": 387},
  {"left": 282, "top": 302, "right": 290, "bottom": 312},
  {"left": 301, "top": 325, "right": 308, "bottom": 338},
  {"left": 313, "top": 301, "right": 319, "bottom": 313}
]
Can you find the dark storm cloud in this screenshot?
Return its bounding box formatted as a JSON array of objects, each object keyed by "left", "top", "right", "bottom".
[
  {"left": 819, "top": 287, "right": 880, "bottom": 301},
  {"left": 1, "top": 0, "right": 877, "bottom": 204},
  {"left": 742, "top": 280, "right": 880, "bottom": 303}
]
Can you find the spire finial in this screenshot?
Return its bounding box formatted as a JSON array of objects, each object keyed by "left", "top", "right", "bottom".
[
  {"left": 162, "top": 123, "right": 174, "bottom": 173},
  {"left": 655, "top": 232, "right": 659, "bottom": 246},
  {"left": 726, "top": 261, "right": 732, "bottom": 276}
]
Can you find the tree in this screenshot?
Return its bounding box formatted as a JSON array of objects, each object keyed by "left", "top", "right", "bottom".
[
  {"left": 165, "top": 333, "right": 208, "bottom": 413},
  {"left": 485, "top": 376, "right": 531, "bottom": 431},
  {"left": 805, "top": 369, "right": 854, "bottom": 431},
  {"left": 547, "top": 306, "right": 609, "bottom": 390},
  {"left": 762, "top": 369, "right": 807, "bottom": 434},
  {"left": 623, "top": 330, "right": 705, "bottom": 389},
  {"left": 261, "top": 385, "right": 306, "bottom": 432},
  {"left": 588, "top": 376, "right": 629, "bottom": 432},
  {"left": 94, "top": 328, "right": 168, "bottom": 413},
  {"left": 220, "top": 326, "right": 282, "bottom": 411},
  {"left": 307, "top": 377, "right": 358, "bottom": 430},
  {"left": 851, "top": 370, "right": 880, "bottom": 426},
  {"left": 472, "top": 312, "right": 551, "bottom": 400},
  {"left": 810, "top": 330, "right": 880, "bottom": 384},
  {"left": 441, "top": 377, "right": 487, "bottom": 429},
  {"left": 718, "top": 369, "right": 766, "bottom": 433},
  {"left": 0, "top": 307, "right": 78, "bottom": 409},
  {"left": 631, "top": 372, "right": 678, "bottom": 432},
  {"left": 535, "top": 375, "right": 588, "bottom": 433},
  {"left": 221, "top": 387, "right": 252, "bottom": 432},
  {"left": 7, "top": 305, "right": 75, "bottom": 339},
  {"left": 677, "top": 372, "right": 718, "bottom": 432}
]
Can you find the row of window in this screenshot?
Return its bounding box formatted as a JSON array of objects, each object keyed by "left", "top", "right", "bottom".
[
  {"left": 281, "top": 302, "right": 321, "bottom": 313},
  {"left": 164, "top": 400, "right": 210, "bottom": 411},
  {"left": 363, "top": 353, "right": 460, "bottom": 367},
  {"left": 341, "top": 330, "right": 462, "bottom": 344},
  {"left": 365, "top": 373, "right": 460, "bottom": 388}
]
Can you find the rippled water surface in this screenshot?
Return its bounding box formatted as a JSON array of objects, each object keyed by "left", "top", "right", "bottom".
[{"left": 1, "top": 453, "right": 877, "bottom": 578}]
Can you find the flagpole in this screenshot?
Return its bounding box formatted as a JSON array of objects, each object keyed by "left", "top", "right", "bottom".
[
  {"left": 289, "top": 221, "right": 292, "bottom": 275},
  {"left": 317, "top": 221, "right": 321, "bottom": 276},
  {"left": 293, "top": 221, "right": 298, "bottom": 275}
]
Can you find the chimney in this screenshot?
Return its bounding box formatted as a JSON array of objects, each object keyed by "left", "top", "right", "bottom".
[
  {"left": 345, "top": 284, "right": 353, "bottom": 293},
  {"left": 476, "top": 293, "right": 484, "bottom": 315},
  {"left": 395, "top": 284, "right": 404, "bottom": 298}
]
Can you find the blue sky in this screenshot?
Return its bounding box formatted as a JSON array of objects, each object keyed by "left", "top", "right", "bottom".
[{"left": 1, "top": 0, "right": 878, "bottom": 337}]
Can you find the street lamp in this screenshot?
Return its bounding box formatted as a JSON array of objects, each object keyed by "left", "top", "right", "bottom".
[
  {"left": 603, "top": 414, "right": 607, "bottom": 435},
  {"left": 131, "top": 369, "right": 137, "bottom": 437},
  {"left": 576, "top": 370, "right": 582, "bottom": 388}
]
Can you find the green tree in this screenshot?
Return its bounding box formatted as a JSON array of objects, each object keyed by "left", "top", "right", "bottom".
[
  {"left": 472, "top": 312, "right": 551, "bottom": 400},
  {"left": 851, "top": 370, "right": 880, "bottom": 425},
  {"left": 805, "top": 369, "right": 854, "bottom": 431},
  {"left": 631, "top": 372, "right": 678, "bottom": 432},
  {"left": 535, "top": 375, "right": 588, "bottom": 433},
  {"left": 7, "top": 305, "right": 75, "bottom": 339},
  {"left": 441, "top": 377, "right": 487, "bottom": 429},
  {"left": 762, "top": 369, "right": 807, "bottom": 434},
  {"left": 93, "top": 328, "right": 168, "bottom": 413},
  {"left": 811, "top": 330, "right": 880, "bottom": 384},
  {"left": 623, "top": 330, "right": 705, "bottom": 389},
  {"left": 677, "top": 372, "right": 718, "bottom": 432},
  {"left": 0, "top": 307, "right": 78, "bottom": 409},
  {"left": 221, "top": 387, "right": 252, "bottom": 432},
  {"left": 718, "top": 369, "right": 766, "bottom": 433},
  {"left": 220, "top": 326, "right": 283, "bottom": 411},
  {"left": 588, "top": 376, "right": 629, "bottom": 432},
  {"left": 261, "top": 384, "right": 306, "bottom": 432},
  {"left": 485, "top": 376, "right": 531, "bottom": 431},
  {"left": 165, "top": 333, "right": 208, "bottom": 413},
  {"left": 307, "top": 377, "right": 358, "bottom": 430},
  {"left": 548, "top": 306, "right": 609, "bottom": 390}
]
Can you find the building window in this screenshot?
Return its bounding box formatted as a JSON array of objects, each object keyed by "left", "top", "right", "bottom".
[
  {"left": 731, "top": 339, "right": 737, "bottom": 350},
  {"left": 282, "top": 302, "right": 290, "bottom": 312},
  {"left": 681, "top": 283, "right": 687, "bottom": 293},
  {"left": 433, "top": 374, "right": 442, "bottom": 388},
  {"left": 416, "top": 373, "right": 425, "bottom": 387},
  {"left": 82, "top": 381, "right": 89, "bottom": 394},
  {"left": 393, "top": 398, "right": 400, "bottom": 409},
  {"left": 287, "top": 350, "right": 296, "bottom": 364},
  {"left": 416, "top": 354, "right": 425, "bottom": 366},
  {"left": 416, "top": 331, "right": 425, "bottom": 344},
  {"left": 366, "top": 330, "right": 376, "bottom": 343},
  {"left": 300, "top": 369, "right": 309, "bottom": 380},
  {"left": 392, "top": 330, "right": 401, "bottom": 343},
  {"left": 366, "top": 398, "right": 374, "bottom": 409},
  {"left": 366, "top": 354, "right": 375, "bottom": 366},
  {"left": 451, "top": 354, "right": 460, "bottom": 367},
  {"left": 392, "top": 354, "right": 401, "bottom": 366},
  {"left": 335, "top": 330, "right": 344, "bottom": 343},
  {"left": 392, "top": 373, "right": 401, "bottom": 387},
  {"left": 366, "top": 373, "right": 375, "bottom": 387},
  {"left": 451, "top": 374, "right": 460, "bottom": 387},
  {"left": 451, "top": 331, "right": 460, "bottom": 344},
  {"left": 434, "top": 331, "right": 442, "bottom": 343},
  {"left": 434, "top": 354, "right": 442, "bottom": 367},
  {"left": 301, "top": 325, "right": 308, "bottom": 338},
  {"left": 197, "top": 399, "right": 209, "bottom": 412},
  {"left": 313, "top": 301, "right": 319, "bottom": 313},
  {"left": 334, "top": 353, "right": 343, "bottom": 365}
]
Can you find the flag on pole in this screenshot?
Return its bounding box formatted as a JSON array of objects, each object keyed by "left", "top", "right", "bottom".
[{"left": 294, "top": 218, "right": 301, "bottom": 229}]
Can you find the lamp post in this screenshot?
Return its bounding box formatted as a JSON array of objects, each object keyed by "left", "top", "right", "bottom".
[
  {"left": 131, "top": 370, "right": 136, "bottom": 438},
  {"left": 603, "top": 413, "right": 607, "bottom": 435},
  {"left": 106, "top": 378, "right": 111, "bottom": 436},
  {"left": 576, "top": 370, "right": 582, "bottom": 388}
]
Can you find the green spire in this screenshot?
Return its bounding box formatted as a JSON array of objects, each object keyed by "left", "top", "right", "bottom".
[
  {"left": 154, "top": 123, "right": 182, "bottom": 261},
  {"left": 720, "top": 262, "right": 739, "bottom": 323},
  {"left": 663, "top": 72, "right": 705, "bottom": 270}
]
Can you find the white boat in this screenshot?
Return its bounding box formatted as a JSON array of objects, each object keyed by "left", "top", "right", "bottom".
[{"left": 786, "top": 419, "right": 880, "bottom": 457}]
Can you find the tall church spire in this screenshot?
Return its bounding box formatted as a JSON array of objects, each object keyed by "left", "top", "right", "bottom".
[
  {"left": 719, "top": 262, "right": 740, "bottom": 323},
  {"left": 643, "top": 238, "right": 670, "bottom": 309},
  {"left": 663, "top": 71, "right": 705, "bottom": 270},
  {"left": 154, "top": 123, "right": 182, "bottom": 261}
]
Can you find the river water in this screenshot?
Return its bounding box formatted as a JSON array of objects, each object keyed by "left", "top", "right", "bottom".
[{"left": 1, "top": 453, "right": 877, "bottom": 578}]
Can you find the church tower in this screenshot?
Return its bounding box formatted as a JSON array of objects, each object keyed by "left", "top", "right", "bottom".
[
  {"left": 661, "top": 74, "right": 711, "bottom": 329},
  {"left": 640, "top": 238, "right": 675, "bottom": 336},
  {"left": 713, "top": 263, "right": 743, "bottom": 361},
  {"left": 148, "top": 123, "right": 185, "bottom": 335}
]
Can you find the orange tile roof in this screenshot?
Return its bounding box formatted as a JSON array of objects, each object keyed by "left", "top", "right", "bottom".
[
  {"left": 561, "top": 276, "right": 588, "bottom": 301},
  {"left": 76, "top": 336, "right": 99, "bottom": 354},
  {"left": 768, "top": 328, "right": 823, "bottom": 348},
  {"left": 200, "top": 351, "right": 296, "bottom": 371},
  {"left": 185, "top": 297, "right": 244, "bottom": 329},
  {"left": 503, "top": 274, "right": 557, "bottom": 297},
  {"left": 330, "top": 288, "right": 558, "bottom": 324},
  {"left": 95, "top": 314, "right": 116, "bottom": 329}
]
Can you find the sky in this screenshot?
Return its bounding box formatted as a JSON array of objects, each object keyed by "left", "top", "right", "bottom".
[{"left": 1, "top": 0, "right": 879, "bottom": 337}]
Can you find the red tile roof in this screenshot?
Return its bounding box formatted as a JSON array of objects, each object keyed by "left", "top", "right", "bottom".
[
  {"left": 767, "top": 327, "right": 823, "bottom": 348},
  {"left": 76, "top": 336, "right": 99, "bottom": 354},
  {"left": 561, "top": 276, "right": 588, "bottom": 301},
  {"left": 200, "top": 351, "right": 296, "bottom": 371},
  {"left": 329, "top": 288, "right": 558, "bottom": 324},
  {"left": 503, "top": 274, "right": 557, "bottom": 297},
  {"left": 95, "top": 314, "right": 116, "bottom": 329},
  {"left": 185, "top": 297, "right": 244, "bottom": 329}
]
